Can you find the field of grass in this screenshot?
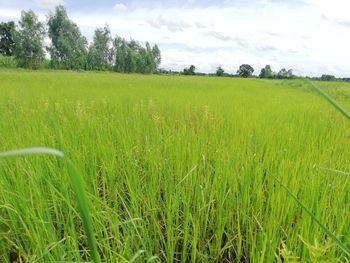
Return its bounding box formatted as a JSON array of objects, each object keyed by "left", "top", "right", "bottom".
[{"left": 1, "top": 70, "right": 350, "bottom": 262}]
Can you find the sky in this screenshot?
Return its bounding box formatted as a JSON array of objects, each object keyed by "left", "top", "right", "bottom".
[{"left": 0, "top": 0, "right": 350, "bottom": 77}]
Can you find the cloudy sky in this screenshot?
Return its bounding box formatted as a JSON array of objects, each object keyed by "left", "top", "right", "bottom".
[{"left": 1, "top": 0, "right": 350, "bottom": 76}]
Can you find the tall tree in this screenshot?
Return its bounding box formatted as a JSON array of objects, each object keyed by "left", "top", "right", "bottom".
[
  {"left": 259, "top": 65, "right": 273, "bottom": 78},
  {"left": 216, "top": 66, "right": 225, "bottom": 76},
  {"left": 183, "top": 65, "right": 196, "bottom": 75},
  {"left": 276, "top": 68, "right": 293, "bottom": 79},
  {"left": 0, "top": 21, "right": 16, "bottom": 56},
  {"left": 151, "top": 44, "right": 161, "bottom": 72},
  {"left": 87, "top": 25, "right": 113, "bottom": 70},
  {"left": 13, "top": 11, "right": 44, "bottom": 69},
  {"left": 143, "top": 42, "right": 155, "bottom": 73},
  {"left": 113, "top": 36, "right": 127, "bottom": 73},
  {"left": 47, "top": 5, "right": 87, "bottom": 70},
  {"left": 113, "top": 37, "right": 161, "bottom": 74},
  {"left": 237, "top": 64, "right": 254, "bottom": 78}
]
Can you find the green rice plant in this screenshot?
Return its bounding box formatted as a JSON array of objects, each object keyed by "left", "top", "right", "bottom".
[
  {"left": 272, "top": 79, "right": 350, "bottom": 258},
  {"left": 274, "top": 175, "right": 350, "bottom": 256},
  {"left": 0, "top": 147, "right": 100, "bottom": 263},
  {"left": 1, "top": 70, "right": 350, "bottom": 261}
]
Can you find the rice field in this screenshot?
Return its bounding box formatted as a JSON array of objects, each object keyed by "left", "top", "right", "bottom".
[{"left": 1, "top": 70, "right": 350, "bottom": 262}]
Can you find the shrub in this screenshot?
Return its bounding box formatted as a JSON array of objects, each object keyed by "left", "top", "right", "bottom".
[{"left": 0, "top": 55, "right": 17, "bottom": 68}]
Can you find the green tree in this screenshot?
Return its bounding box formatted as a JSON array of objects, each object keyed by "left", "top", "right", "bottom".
[
  {"left": 237, "top": 64, "right": 254, "bottom": 78},
  {"left": 113, "top": 36, "right": 127, "bottom": 72},
  {"left": 183, "top": 65, "right": 196, "bottom": 75},
  {"left": 151, "top": 44, "right": 161, "bottom": 72},
  {"left": 87, "top": 25, "right": 113, "bottom": 70},
  {"left": 277, "top": 68, "right": 293, "bottom": 79},
  {"left": 259, "top": 65, "right": 273, "bottom": 78},
  {"left": 0, "top": 21, "right": 16, "bottom": 56},
  {"left": 216, "top": 66, "right": 225, "bottom": 76},
  {"left": 47, "top": 5, "right": 87, "bottom": 70},
  {"left": 113, "top": 37, "right": 161, "bottom": 74},
  {"left": 125, "top": 47, "right": 137, "bottom": 73},
  {"left": 13, "top": 11, "right": 44, "bottom": 69},
  {"left": 320, "top": 74, "right": 336, "bottom": 81}
]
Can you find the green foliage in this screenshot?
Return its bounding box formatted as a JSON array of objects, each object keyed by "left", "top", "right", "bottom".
[
  {"left": 0, "top": 21, "right": 16, "bottom": 56},
  {"left": 259, "top": 65, "right": 273, "bottom": 78},
  {"left": 321, "top": 74, "right": 336, "bottom": 81},
  {"left": 259, "top": 65, "right": 294, "bottom": 79},
  {"left": 87, "top": 25, "right": 114, "bottom": 71},
  {"left": 183, "top": 64, "right": 196, "bottom": 75},
  {"left": 277, "top": 68, "right": 293, "bottom": 79},
  {"left": 47, "top": 5, "right": 87, "bottom": 70},
  {"left": 151, "top": 44, "right": 161, "bottom": 70},
  {"left": 113, "top": 37, "right": 160, "bottom": 73},
  {"left": 0, "top": 55, "right": 17, "bottom": 68},
  {"left": 2, "top": 71, "right": 350, "bottom": 261},
  {"left": 13, "top": 11, "right": 44, "bottom": 69},
  {"left": 237, "top": 64, "right": 254, "bottom": 77},
  {"left": 216, "top": 66, "right": 224, "bottom": 76}
]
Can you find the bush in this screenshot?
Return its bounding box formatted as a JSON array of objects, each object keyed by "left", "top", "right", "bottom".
[{"left": 0, "top": 56, "right": 17, "bottom": 68}]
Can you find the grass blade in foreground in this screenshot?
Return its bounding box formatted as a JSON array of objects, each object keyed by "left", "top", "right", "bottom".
[
  {"left": 273, "top": 176, "right": 350, "bottom": 256},
  {"left": 306, "top": 79, "right": 350, "bottom": 121},
  {"left": 0, "top": 147, "right": 100, "bottom": 263}
]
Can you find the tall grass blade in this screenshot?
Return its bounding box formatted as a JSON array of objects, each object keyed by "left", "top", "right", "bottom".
[
  {"left": 0, "top": 147, "right": 100, "bottom": 263},
  {"left": 306, "top": 79, "right": 350, "bottom": 121},
  {"left": 320, "top": 167, "right": 350, "bottom": 176},
  {"left": 0, "top": 147, "right": 64, "bottom": 158},
  {"left": 273, "top": 176, "right": 350, "bottom": 256}
]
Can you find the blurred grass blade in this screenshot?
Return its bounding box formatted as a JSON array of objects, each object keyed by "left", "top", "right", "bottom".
[
  {"left": 273, "top": 176, "right": 350, "bottom": 256},
  {"left": 320, "top": 167, "right": 350, "bottom": 176},
  {"left": 0, "top": 147, "right": 100, "bottom": 263},
  {"left": 129, "top": 250, "right": 146, "bottom": 263},
  {"left": 306, "top": 79, "right": 350, "bottom": 121},
  {"left": 0, "top": 147, "right": 64, "bottom": 158}
]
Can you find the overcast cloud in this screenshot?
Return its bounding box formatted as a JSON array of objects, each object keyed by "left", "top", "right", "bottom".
[{"left": 1, "top": 0, "right": 350, "bottom": 76}]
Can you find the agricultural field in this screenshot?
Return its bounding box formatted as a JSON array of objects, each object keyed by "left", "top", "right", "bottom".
[{"left": 1, "top": 70, "right": 350, "bottom": 262}]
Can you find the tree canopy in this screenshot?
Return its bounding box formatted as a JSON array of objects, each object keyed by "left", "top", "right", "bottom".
[
  {"left": 259, "top": 65, "right": 273, "bottom": 78},
  {"left": 237, "top": 64, "right": 254, "bottom": 78},
  {"left": 216, "top": 66, "right": 225, "bottom": 76},
  {"left": 183, "top": 65, "right": 196, "bottom": 75},
  {"left": 87, "top": 25, "right": 114, "bottom": 71},
  {"left": 47, "top": 5, "right": 88, "bottom": 70},
  {"left": 0, "top": 21, "right": 15, "bottom": 56},
  {"left": 13, "top": 11, "right": 44, "bottom": 69}
]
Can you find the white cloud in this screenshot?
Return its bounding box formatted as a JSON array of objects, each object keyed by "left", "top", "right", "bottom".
[
  {"left": 148, "top": 16, "right": 191, "bottom": 32},
  {"left": 35, "top": 0, "right": 64, "bottom": 9},
  {"left": 113, "top": 3, "right": 127, "bottom": 11},
  {"left": 307, "top": 0, "right": 350, "bottom": 21},
  {"left": 0, "top": 8, "right": 21, "bottom": 20}
]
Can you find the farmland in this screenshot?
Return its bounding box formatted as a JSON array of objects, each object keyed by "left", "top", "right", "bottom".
[{"left": 1, "top": 70, "right": 350, "bottom": 262}]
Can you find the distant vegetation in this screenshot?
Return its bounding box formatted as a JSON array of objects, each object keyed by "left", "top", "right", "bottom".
[
  {"left": 0, "top": 5, "right": 161, "bottom": 73},
  {"left": 0, "top": 7, "right": 349, "bottom": 80},
  {"left": 259, "top": 65, "right": 294, "bottom": 79}
]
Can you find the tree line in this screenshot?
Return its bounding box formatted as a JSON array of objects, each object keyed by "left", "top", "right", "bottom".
[
  {"left": 0, "top": 5, "right": 161, "bottom": 73},
  {"left": 173, "top": 64, "right": 295, "bottom": 79},
  {"left": 173, "top": 64, "right": 349, "bottom": 82}
]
